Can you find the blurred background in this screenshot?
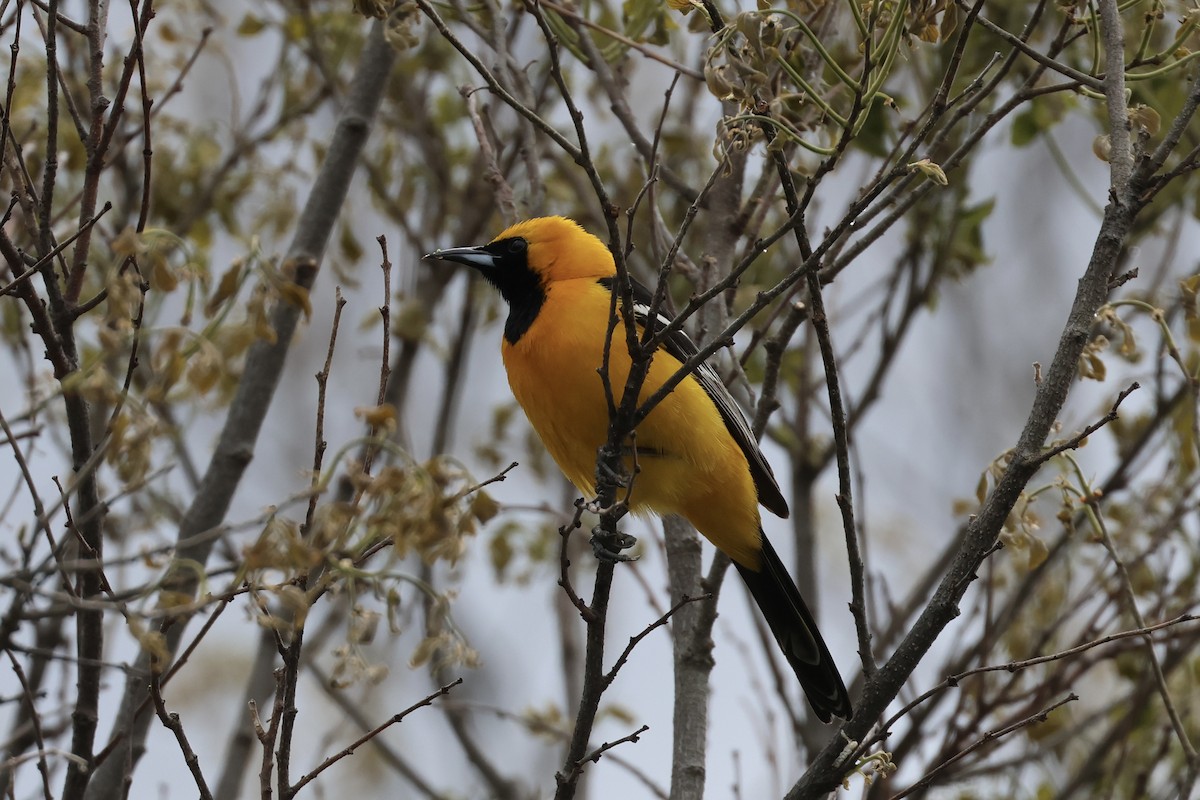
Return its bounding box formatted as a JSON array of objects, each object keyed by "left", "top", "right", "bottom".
[{"left": 1, "top": 0, "right": 1198, "bottom": 798}]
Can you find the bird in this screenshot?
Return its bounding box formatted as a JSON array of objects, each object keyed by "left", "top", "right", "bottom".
[{"left": 425, "top": 215, "right": 853, "bottom": 722}]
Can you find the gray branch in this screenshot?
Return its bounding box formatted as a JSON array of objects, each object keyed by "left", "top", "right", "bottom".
[
  {"left": 786, "top": 42, "right": 1200, "bottom": 800},
  {"left": 82, "top": 21, "right": 397, "bottom": 800}
]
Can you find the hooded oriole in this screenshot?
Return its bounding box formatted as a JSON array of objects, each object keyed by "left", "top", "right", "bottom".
[{"left": 426, "top": 216, "right": 852, "bottom": 722}]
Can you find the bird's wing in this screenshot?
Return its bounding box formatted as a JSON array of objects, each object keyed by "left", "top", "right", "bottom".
[{"left": 598, "top": 275, "right": 790, "bottom": 519}]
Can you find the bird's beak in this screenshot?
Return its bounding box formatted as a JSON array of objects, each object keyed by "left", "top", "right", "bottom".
[{"left": 422, "top": 245, "right": 497, "bottom": 270}]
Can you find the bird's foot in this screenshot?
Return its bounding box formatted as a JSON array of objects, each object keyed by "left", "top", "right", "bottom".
[
  {"left": 590, "top": 526, "right": 639, "bottom": 562},
  {"left": 595, "top": 458, "right": 630, "bottom": 488}
]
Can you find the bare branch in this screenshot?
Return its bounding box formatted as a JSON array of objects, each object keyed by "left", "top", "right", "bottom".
[
  {"left": 890, "top": 694, "right": 1078, "bottom": 799},
  {"left": 1028, "top": 381, "right": 1139, "bottom": 466},
  {"left": 83, "top": 23, "right": 399, "bottom": 798},
  {"left": 603, "top": 592, "right": 711, "bottom": 688},
  {"left": 560, "top": 724, "right": 651, "bottom": 786},
  {"left": 288, "top": 679, "right": 462, "bottom": 796},
  {"left": 149, "top": 676, "right": 214, "bottom": 800}
]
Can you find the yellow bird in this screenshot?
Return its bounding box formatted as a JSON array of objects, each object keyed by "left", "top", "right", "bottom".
[{"left": 426, "top": 216, "right": 852, "bottom": 722}]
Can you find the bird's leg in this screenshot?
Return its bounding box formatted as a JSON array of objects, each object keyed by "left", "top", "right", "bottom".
[
  {"left": 590, "top": 525, "right": 639, "bottom": 562},
  {"left": 590, "top": 445, "right": 636, "bottom": 560},
  {"left": 586, "top": 494, "right": 636, "bottom": 563}
]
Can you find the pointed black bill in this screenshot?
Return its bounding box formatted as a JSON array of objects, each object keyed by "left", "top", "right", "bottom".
[{"left": 423, "top": 246, "right": 497, "bottom": 270}]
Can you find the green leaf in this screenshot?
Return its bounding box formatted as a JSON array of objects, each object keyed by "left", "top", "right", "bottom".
[
  {"left": 853, "top": 100, "right": 895, "bottom": 158},
  {"left": 236, "top": 14, "right": 267, "bottom": 36}
]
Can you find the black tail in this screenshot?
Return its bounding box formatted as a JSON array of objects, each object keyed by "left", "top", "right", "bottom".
[{"left": 735, "top": 534, "right": 853, "bottom": 722}]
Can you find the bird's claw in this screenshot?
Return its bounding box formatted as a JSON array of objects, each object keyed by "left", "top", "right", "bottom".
[
  {"left": 596, "top": 459, "right": 629, "bottom": 488},
  {"left": 590, "top": 526, "right": 639, "bottom": 562}
]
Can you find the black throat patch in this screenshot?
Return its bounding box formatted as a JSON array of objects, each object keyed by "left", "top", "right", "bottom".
[{"left": 477, "top": 237, "right": 545, "bottom": 344}]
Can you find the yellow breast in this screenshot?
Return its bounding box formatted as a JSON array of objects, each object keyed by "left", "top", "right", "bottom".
[{"left": 500, "top": 278, "right": 763, "bottom": 566}]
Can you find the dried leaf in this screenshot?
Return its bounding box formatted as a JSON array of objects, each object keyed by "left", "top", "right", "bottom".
[
  {"left": 186, "top": 345, "right": 223, "bottom": 394},
  {"left": 939, "top": 1, "right": 958, "bottom": 40},
  {"left": 206, "top": 262, "right": 243, "bottom": 318},
  {"left": 907, "top": 158, "right": 948, "bottom": 186},
  {"left": 355, "top": 403, "right": 398, "bottom": 430},
  {"left": 471, "top": 490, "right": 500, "bottom": 524},
  {"left": 1027, "top": 535, "right": 1049, "bottom": 570},
  {"left": 278, "top": 282, "right": 312, "bottom": 319},
  {"left": 128, "top": 619, "right": 171, "bottom": 672},
  {"left": 1128, "top": 104, "right": 1160, "bottom": 136}
]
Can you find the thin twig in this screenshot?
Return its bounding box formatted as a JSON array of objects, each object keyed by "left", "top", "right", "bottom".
[
  {"left": 1028, "top": 381, "right": 1139, "bottom": 466},
  {"left": 877, "top": 613, "right": 1198, "bottom": 737},
  {"left": 540, "top": 1, "right": 703, "bottom": 78},
  {"left": 5, "top": 650, "right": 53, "bottom": 800},
  {"left": 889, "top": 694, "right": 1078, "bottom": 799},
  {"left": 0, "top": 201, "right": 112, "bottom": 298},
  {"left": 960, "top": 5, "right": 1104, "bottom": 89},
  {"left": 463, "top": 90, "right": 518, "bottom": 223},
  {"left": 560, "top": 724, "right": 651, "bottom": 784},
  {"left": 413, "top": 0, "right": 582, "bottom": 162},
  {"left": 360, "top": 239, "right": 395, "bottom": 476},
  {"left": 305, "top": 664, "right": 443, "bottom": 797},
  {"left": 255, "top": 670, "right": 286, "bottom": 800},
  {"left": 557, "top": 501, "right": 589, "bottom": 616},
  {"left": 1085, "top": 489, "right": 1198, "bottom": 766},
  {"left": 288, "top": 679, "right": 462, "bottom": 795},
  {"left": 303, "top": 288, "right": 346, "bottom": 539},
  {"left": 149, "top": 676, "right": 214, "bottom": 800},
  {"left": 602, "top": 593, "right": 711, "bottom": 687}
]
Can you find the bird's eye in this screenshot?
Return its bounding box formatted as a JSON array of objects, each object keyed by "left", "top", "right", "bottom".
[{"left": 508, "top": 238, "right": 528, "bottom": 255}]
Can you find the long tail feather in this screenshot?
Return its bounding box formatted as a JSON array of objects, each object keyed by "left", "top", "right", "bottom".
[{"left": 735, "top": 535, "right": 853, "bottom": 722}]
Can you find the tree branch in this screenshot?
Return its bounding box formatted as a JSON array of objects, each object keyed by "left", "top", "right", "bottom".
[
  {"left": 787, "top": 33, "right": 1176, "bottom": 791},
  {"left": 82, "top": 22, "right": 399, "bottom": 799}
]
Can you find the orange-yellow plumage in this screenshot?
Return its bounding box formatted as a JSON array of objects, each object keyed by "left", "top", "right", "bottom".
[
  {"left": 501, "top": 264, "right": 764, "bottom": 567},
  {"left": 425, "top": 215, "right": 852, "bottom": 722}
]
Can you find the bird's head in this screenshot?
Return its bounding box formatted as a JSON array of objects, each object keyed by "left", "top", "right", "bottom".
[{"left": 423, "top": 216, "right": 616, "bottom": 302}]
